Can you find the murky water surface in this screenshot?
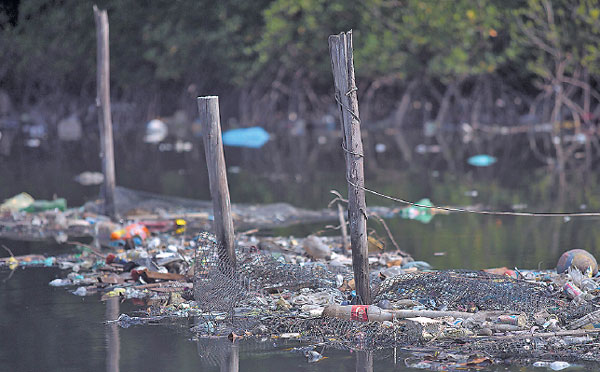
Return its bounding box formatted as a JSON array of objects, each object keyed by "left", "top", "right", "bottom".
[{"left": 2, "top": 142, "right": 600, "bottom": 370}]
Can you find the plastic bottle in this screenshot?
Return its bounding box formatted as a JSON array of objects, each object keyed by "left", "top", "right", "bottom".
[
  {"left": 549, "top": 361, "right": 570, "bottom": 371},
  {"left": 0, "top": 192, "right": 34, "bottom": 212},
  {"left": 322, "top": 304, "right": 394, "bottom": 322},
  {"left": 21, "top": 198, "right": 67, "bottom": 212}
]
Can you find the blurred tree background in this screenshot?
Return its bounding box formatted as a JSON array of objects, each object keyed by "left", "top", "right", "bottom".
[{"left": 1, "top": 0, "right": 599, "bottom": 138}]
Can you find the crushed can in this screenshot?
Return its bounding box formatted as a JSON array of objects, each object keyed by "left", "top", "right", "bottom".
[
  {"left": 496, "top": 314, "right": 526, "bottom": 327},
  {"left": 563, "top": 282, "right": 583, "bottom": 299}
]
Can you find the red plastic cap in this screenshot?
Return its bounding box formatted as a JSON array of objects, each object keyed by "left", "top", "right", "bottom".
[{"left": 106, "top": 253, "right": 116, "bottom": 264}]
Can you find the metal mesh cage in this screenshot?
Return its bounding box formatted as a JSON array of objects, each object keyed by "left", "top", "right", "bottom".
[{"left": 191, "top": 232, "right": 600, "bottom": 357}]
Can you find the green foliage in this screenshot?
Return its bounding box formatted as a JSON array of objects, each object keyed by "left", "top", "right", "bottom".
[
  {"left": 511, "top": 0, "right": 600, "bottom": 79},
  {"left": 0, "top": 0, "right": 598, "bottom": 118},
  {"left": 357, "top": 0, "right": 515, "bottom": 83},
  {"left": 253, "top": 0, "right": 361, "bottom": 86},
  {"left": 0, "top": 0, "right": 271, "bottom": 102}
]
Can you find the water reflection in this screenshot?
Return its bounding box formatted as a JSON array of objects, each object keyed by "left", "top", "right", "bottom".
[
  {"left": 218, "top": 343, "right": 239, "bottom": 372},
  {"left": 355, "top": 350, "right": 373, "bottom": 372},
  {"left": 106, "top": 297, "right": 120, "bottom": 372},
  {"left": 196, "top": 338, "right": 239, "bottom": 372}
]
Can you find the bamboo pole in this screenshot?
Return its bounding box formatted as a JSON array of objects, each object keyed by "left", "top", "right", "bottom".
[
  {"left": 329, "top": 30, "right": 371, "bottom": 304},
  {"left": 197, "top": 96, "right": 236, "bottom": 271},
  {"left": 93, "top": 5, "right": 116, "bottom": 219}
]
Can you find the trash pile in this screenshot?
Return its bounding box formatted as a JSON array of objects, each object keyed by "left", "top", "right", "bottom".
[
  {"left": 187, "top": 239, "right": 600, "bottom": 362},
  {"left": 3, "top": 190, "right": 600, "bottom": 369},
  {"left": 0, "top": 188, "right": 452, "bottom": 243},
  {"left": 3, "top": 215, "right": 600, "bottom": 368}
]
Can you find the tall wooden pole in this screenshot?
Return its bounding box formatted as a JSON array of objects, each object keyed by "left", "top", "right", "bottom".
[
  {"left": 93, "top": 5, "right": 116, "bottom": 219},
  {"left": 329, "top": 31, "right": 371, "bottom": 304},
  {"left": 197, "top": 96, "right": 236, "bottom": 271}
]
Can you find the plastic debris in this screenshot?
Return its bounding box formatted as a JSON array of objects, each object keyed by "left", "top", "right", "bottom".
[
  {"left": 73, "top": 171, "right": 104, "bottom": 186},
  {"left": 306, "top": 350, "right": 326, "bottom": 363},
  {"left": 467, "top": 154, "right": 497, "bottom": 167},
  {"left": 110, "top": 223, "right": 150, "bottom": 247},
  {"left": 550, "top": 361, "right": 571, "bottom": 370},
  {"left": 49, "top": 278, "right": 71, "bottom": 287},
  {"left": 222, "top": 126, "right": 270, "bottom": 148},
  {"left": 302, "top": 235, "right": 331, "bottom": 260},
  {"left": 72, "top": 287, "right": 87, "bottom": 296},
  {"left": 0, "top": 192, "right": 34, "bottom": 212},
  {"left": 5, "top": 190, "right": 600, "bottom": 368},
  {"left": 144, "top": 119, "right": 168, "bottom": 143},
  {"left": 397, "top": 198, "right": 448, "bottom": 224},
  {"left": 21, "top": 198, "right": 66, "bottom": 212},
  {"left": 57, "top": 114, "right": 82, "bottom": 141}
]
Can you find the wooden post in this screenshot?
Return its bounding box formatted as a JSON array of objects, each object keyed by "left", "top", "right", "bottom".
[
  {"left": 329, "top": 31, "right": 371, "bottom": 304},
  {"left": 197, "top": 96, "right": 236, "bottom": 271},
  {"left": 93, "top": 5, "right": 116, "bottom": 219}
]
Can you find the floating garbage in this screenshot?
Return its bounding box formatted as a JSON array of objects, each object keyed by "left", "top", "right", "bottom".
[
  {"left": 0, "top": 193, "right": 66, "bottom": 212},
  {"left": 110, "top": 222, "right": 150, "bottom": 247},
  {"left": 0, "top": 192, "right": 34, "bottom": 212},
  {"left": 57, "top": 114, "right": 82, "bottom": 141},
  {"left": 144, "top": 119, "right": 168, "bottom": 143},
  {"left": 397, "top": 198, "right": 445, "bottom": 224},
  {"left": 49, "top": 278, "right": 71, "bottom": 287},
  {"left": 375, "top": 143, "right": 386, "bottom": 153},
  {"left": 21, "top": 198, "right": 66, "bottom": 213},
  {"left": 467, "top": 154, "right": 497, "bottom": 167},
  {"left": 158, "top": 140, "right": 192, "bottom": 152},
  {"left": 222, "top": 126, "right": 270, "bottom": 148},
  {"left": 5, "top": 189, "right": 600, "bottom": 368},
  {"left": 550, "top": 361, "right": 571, "bottom": 370},
  {"left": 415, "top": 144, "right": 441, "bottom": 154},
  {"left": 24, "top": 138, "right": 41, "bottom": 148},
  {"left": 72, "top": 286, "right": 87, "bottom": 296},
  {"left": 73, "top": 171, "right": 104, "bottom": 186}
]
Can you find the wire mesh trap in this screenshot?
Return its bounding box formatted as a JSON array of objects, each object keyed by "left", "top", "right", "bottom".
[
  {"left": 375, "top": 270, "right": 562, "bottom": 313},
  {"left": 191, "top": 232, "right": 600, "bottom": 361}
]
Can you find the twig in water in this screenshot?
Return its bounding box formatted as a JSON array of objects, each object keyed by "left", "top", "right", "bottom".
[
  {"left": 2, "top": 244, "right": 16, "bottom": 282},
  {"left": 65, "top": 241, "right": 106, "bottom": 258},
  {"left": 369, "top": 212, "right": 410, "bottom": 257},
  {"left": 2, "top": 244, "right": 15, "bottom": 258}
]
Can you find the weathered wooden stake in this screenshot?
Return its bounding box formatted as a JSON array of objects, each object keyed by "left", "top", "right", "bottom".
[
  {"left": 93, "top": 5, "right": 116, "bottom": 219},
  {"left": 197, "top": 96, "right": 236, "bottom": 271},
  {"left": 329, "top": 30, "right": 371, "bottom": 304}
]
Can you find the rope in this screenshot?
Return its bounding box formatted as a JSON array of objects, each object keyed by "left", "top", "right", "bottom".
[
  {"left": 334, "top": 90, "right": 361, "bottom": 123},
  {"left": 332, "top": 72, "right": 600, "bottom": 218},
  {"left": 345, "top": 177, "right": 600, "bottom": 218}
]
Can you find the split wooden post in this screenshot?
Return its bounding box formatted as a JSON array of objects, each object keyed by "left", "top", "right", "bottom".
[
  {"left": 93, "top": 5, "right": 116, "bottom": 219},
  {"left": 329, "top": 30, "right": 371, "bottom": 304},
  {"left": 197, "top": 96, "right": 236, "bottom": 271}
]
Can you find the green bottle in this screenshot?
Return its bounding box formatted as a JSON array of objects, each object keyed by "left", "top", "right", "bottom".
[{"left": 21, "top": 198, "right": 67, "bottom": 212}]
